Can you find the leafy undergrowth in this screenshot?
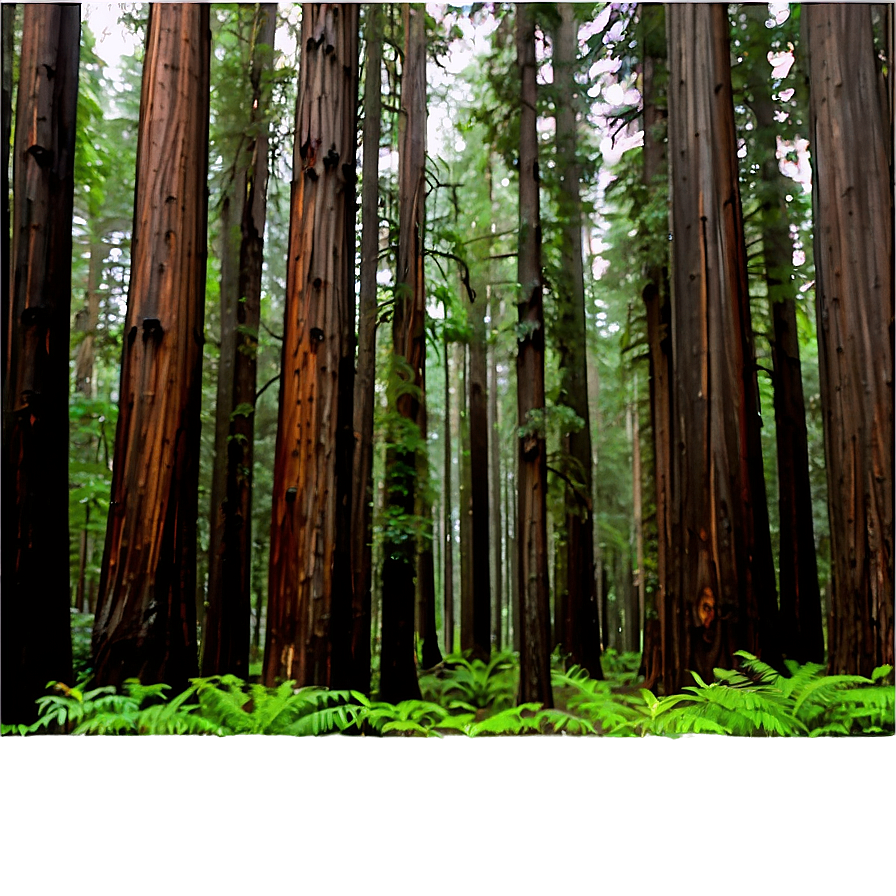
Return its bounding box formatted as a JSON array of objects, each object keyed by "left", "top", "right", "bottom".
[{"left": 2, "top": 651, "right": 892, "bottom": 737}]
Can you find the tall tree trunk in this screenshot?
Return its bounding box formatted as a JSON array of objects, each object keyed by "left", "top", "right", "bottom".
[
  {"left": 640, "top": 1, "right": 672, "bottom": 691},
  {"left": 553, "top": 2, "right": 602, "bottom": 679},
  {"left": 488, "top": 296, "right": 503, "bottom": 651},
  {"left": 468, "top": 262, "right": 491, "bottom": 661},
  {"left": 264, "top": 3, "right": 358, "bottom": 689},
  {"left": 379, "top": 2, "right": 425, "bottom": 702},
  {"left": 442, "top": 328, "right": 455, "bottom": 655},
  {"left": 350, "top": 1, "right": 383, "bottom": 694},
  {"left": 632, "top": 379, "right": 645, "bottom": 652},
  {"left": 416, "top": 368, "right": 443, "bottom": 668},
  {"left": 92, "top": 3, "right": 209, "bottom": 691},
  {"left": 1, "top": 4, "right": 78, "bottom": 724},
  {"left": 665, "top": 3, "right": 781, "bottom": 692},
  {"left": 2, "top": 3, "right": 14, "bottom": 397},
  {"left": 743, "top": 3, "right": 823, "bottom": 665},
  {"left": 515, "top": 3, "right": 552, "bottom": 707},
  {"left": 458, "top": 340, "right": 473, "bottom": 650},
  {"left": 203, "top": 3, "right": 276, "bottom": 678},
  {"left": 805, "top": 4, "right": 894, "bottom": 674}
]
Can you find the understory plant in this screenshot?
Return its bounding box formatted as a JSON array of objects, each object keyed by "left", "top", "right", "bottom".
[{"left": 3, "top": 651, "right": 891, "bottom": 737}]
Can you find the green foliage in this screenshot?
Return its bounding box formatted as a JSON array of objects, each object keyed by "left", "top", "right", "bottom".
[{"left": 419, "top": 650, "right": 517, "bottom": 711}]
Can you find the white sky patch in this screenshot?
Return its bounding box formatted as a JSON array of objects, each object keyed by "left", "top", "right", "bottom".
[{"left": 768, "top": 50, "right": 795, "bottom": 79}]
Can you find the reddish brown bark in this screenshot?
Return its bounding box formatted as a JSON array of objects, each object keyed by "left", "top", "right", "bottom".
[
  {"left": 552, "top": 2, "right": 602, "bottom": 679},
  {"left": 379, "top": 3, "right": 425, "bottom": 702},
  {"left": 264, "top": 3, "right": 358, "bottom": 689},
  {"left": 515, "top": 4, "right": 552, "bottom": 707},
  {"left": 1, "top": 3, "right": 78, "bottom": 723},
  {"left": 350, "top": 2, "right": 383, "bottom": 694},
  {"left": 203, "top": 3, "right": 276, "bottom": 678},
  {"left": 640, "top": 2, "right": 672, "bottom": 692},
  {"left": 666, "top": 4, "right": 781, "bottom": 692},
  {"left": 92, "top": 3, "right": 210, "bottom": 691},
  {"left": 805, "top": 4, "right": 894, "bottom": 674}
]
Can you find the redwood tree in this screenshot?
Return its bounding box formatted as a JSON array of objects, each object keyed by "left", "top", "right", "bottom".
[
  {"left": 805, "top": 4, "right": 894, "bottom": 674},
  {"left": 379, "top": 2, "right": 426, "bottom": 703},
  {"left": 350, "top": 1, "right": 384, "bottom": 694},
  {"left": 92, "top": 3, "right": 210, "bottom": 690},
  {"left": 203, "top": 3, "right": 277, "bottom": 678},
  {"left": 515, "top": 3, "right": 552, "bottom": 707},
  {"left": 1, "top": 3, "right": 79, "bottom": 723},
  {"left": 264, "top": 3, "right": 359, "bottom": 689},
  {"left": 742, "top": 2, "right": 822, "bottom": 665},
  {"left": 552, "top": 2, "right": 602, "bottom": 679},
  {"left": 665, "top": 3, "right": 781, "bottom": 691}
]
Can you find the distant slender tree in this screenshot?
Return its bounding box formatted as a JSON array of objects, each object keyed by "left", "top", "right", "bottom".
[
  {"left": 515, "top": 3, "right": 552, "bottom": 707},
  {"left": 264, "top": 3, "right": 359, "bottom": 689},
  {"left": 442, "top": 326, "right": 455, "bottom": 654},
  {"left": 379, "top": 2, "right": 426, "bottom": 702},
  {"left": 742, "top": 3, "right": 822, "bottom": 665},
  {"left": 665, "top": 3, "right": 781, "bottom": 691},
  {"left": 805, "top": 3, "right": 893, "bottom": 674},
  {"left": 350, "top": 1, "right": 384, "bottom": 694},
  {"left": 638, "top": 1, "right": 671, "bottom": 691},
  {"left": 466, "top": 244, "right": 491, "bottom": 662},
  {"left": 1, "top": 3, "right": 79, "bottom": 723},
  {"left": 203, "top": 3, "right": 277, "bottom": 678},
  {"left": 552, "top": 2, "right": 602, "bottom": 679},
  {"left": 92, "top": 3, "right": 210, "bottom": 690}
]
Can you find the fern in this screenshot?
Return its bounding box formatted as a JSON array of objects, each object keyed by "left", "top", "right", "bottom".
[{"left": 466, "top": 703, "right": 542, "bottom": 736}]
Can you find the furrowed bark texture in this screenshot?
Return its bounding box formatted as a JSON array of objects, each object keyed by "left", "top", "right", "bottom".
[
  {"left": 350, "top": 1, "right": 383, "bottom": 693},
  {"left": 488, "top": 297, "right": 504, "bottom": 649},
  {"left": 264, "top": 3, "right": 359, "bottom": 689},
  {"left": 1, "top": 3, "right": 78, "bottom": 723},
  {"left": 744, "top": 2, "right": 822, "bottom": 665},
  {"left": 92, "top": 3, "right": 209, "bottom": 691},
  {"left": 666, "top": 3, "right": 781, "bottom": 692},
  {"left": 203, "top": 3, "right": 276, "bottom": 678},
  {"left": 516, "top": 4, "right": 552, "bottom": 707},
  {"left": 553, "top": 2, "right": 602, "bottom": 678},
  {"left": 468, "top": 261, "right": 491, "bottom": 661},
  {"left": 640, "top": 1, "right": 671, "bottom": 691},
  {"left": 379, "top": 2, "right": 425, "bottom": 702},
  {"left": 805, "top": 4, "right": 894, "bottom": 674}
]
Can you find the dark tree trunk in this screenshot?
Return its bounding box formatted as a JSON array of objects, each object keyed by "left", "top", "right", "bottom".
[
  {"left": 442, "top": 329, "right": 455, "bottom": 655},
  {"left": 805, "top": 4, "right": 894, "bottom": 675},
  {"left": 515, "top": 3, "right": 552, "bottom": 707},
  {"left": 92, "top": 3, "right": 209, "bottom": 691},
  {"left": 203, "top": 3, "right": 276, "bottom": 679},
  {"left": 3, "top": 3, "right": 15, "bottom": 394},
  {"left": 640, "top": 1, "right": 672, "bottom": 692},
  {"left": 416, "top": 383, "right": 443, "bottom": 669},
  {"left": 743, "top": 3, "right": 823, "bottom": 665},
  {"left": 379, "top": 3, "right": 425, "bottom": 703},
  {"left": 468, "top": 263, "right": 491, "bottom": 661},
  {"left": 552, "top": 2, "right": 602, "bottom": 679},
  {"left": 1, "top": 4, "right": 78, "bottom": 723},
  {"left": 350, "top": 1, "right": 383, "bottom": 694},
  {"left": 665, "top": 3, "right": 781, "bottom": 692},
  {"left": 488, "top": 296, "right": 503, "bottom": 651},
  {"left": 458, "top": 340, "right": 473, "bottom": 650},
  {"left": 264, "top": 3, "right": 358, "bottom": 689}
]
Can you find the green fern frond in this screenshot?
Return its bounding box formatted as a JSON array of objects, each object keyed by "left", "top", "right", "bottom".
[
  {"left": 534, "top": 708, "right": 598, "bottom": 736},
  {"left": 466, "top": 703, "right": 542, "bottom": 736}
]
